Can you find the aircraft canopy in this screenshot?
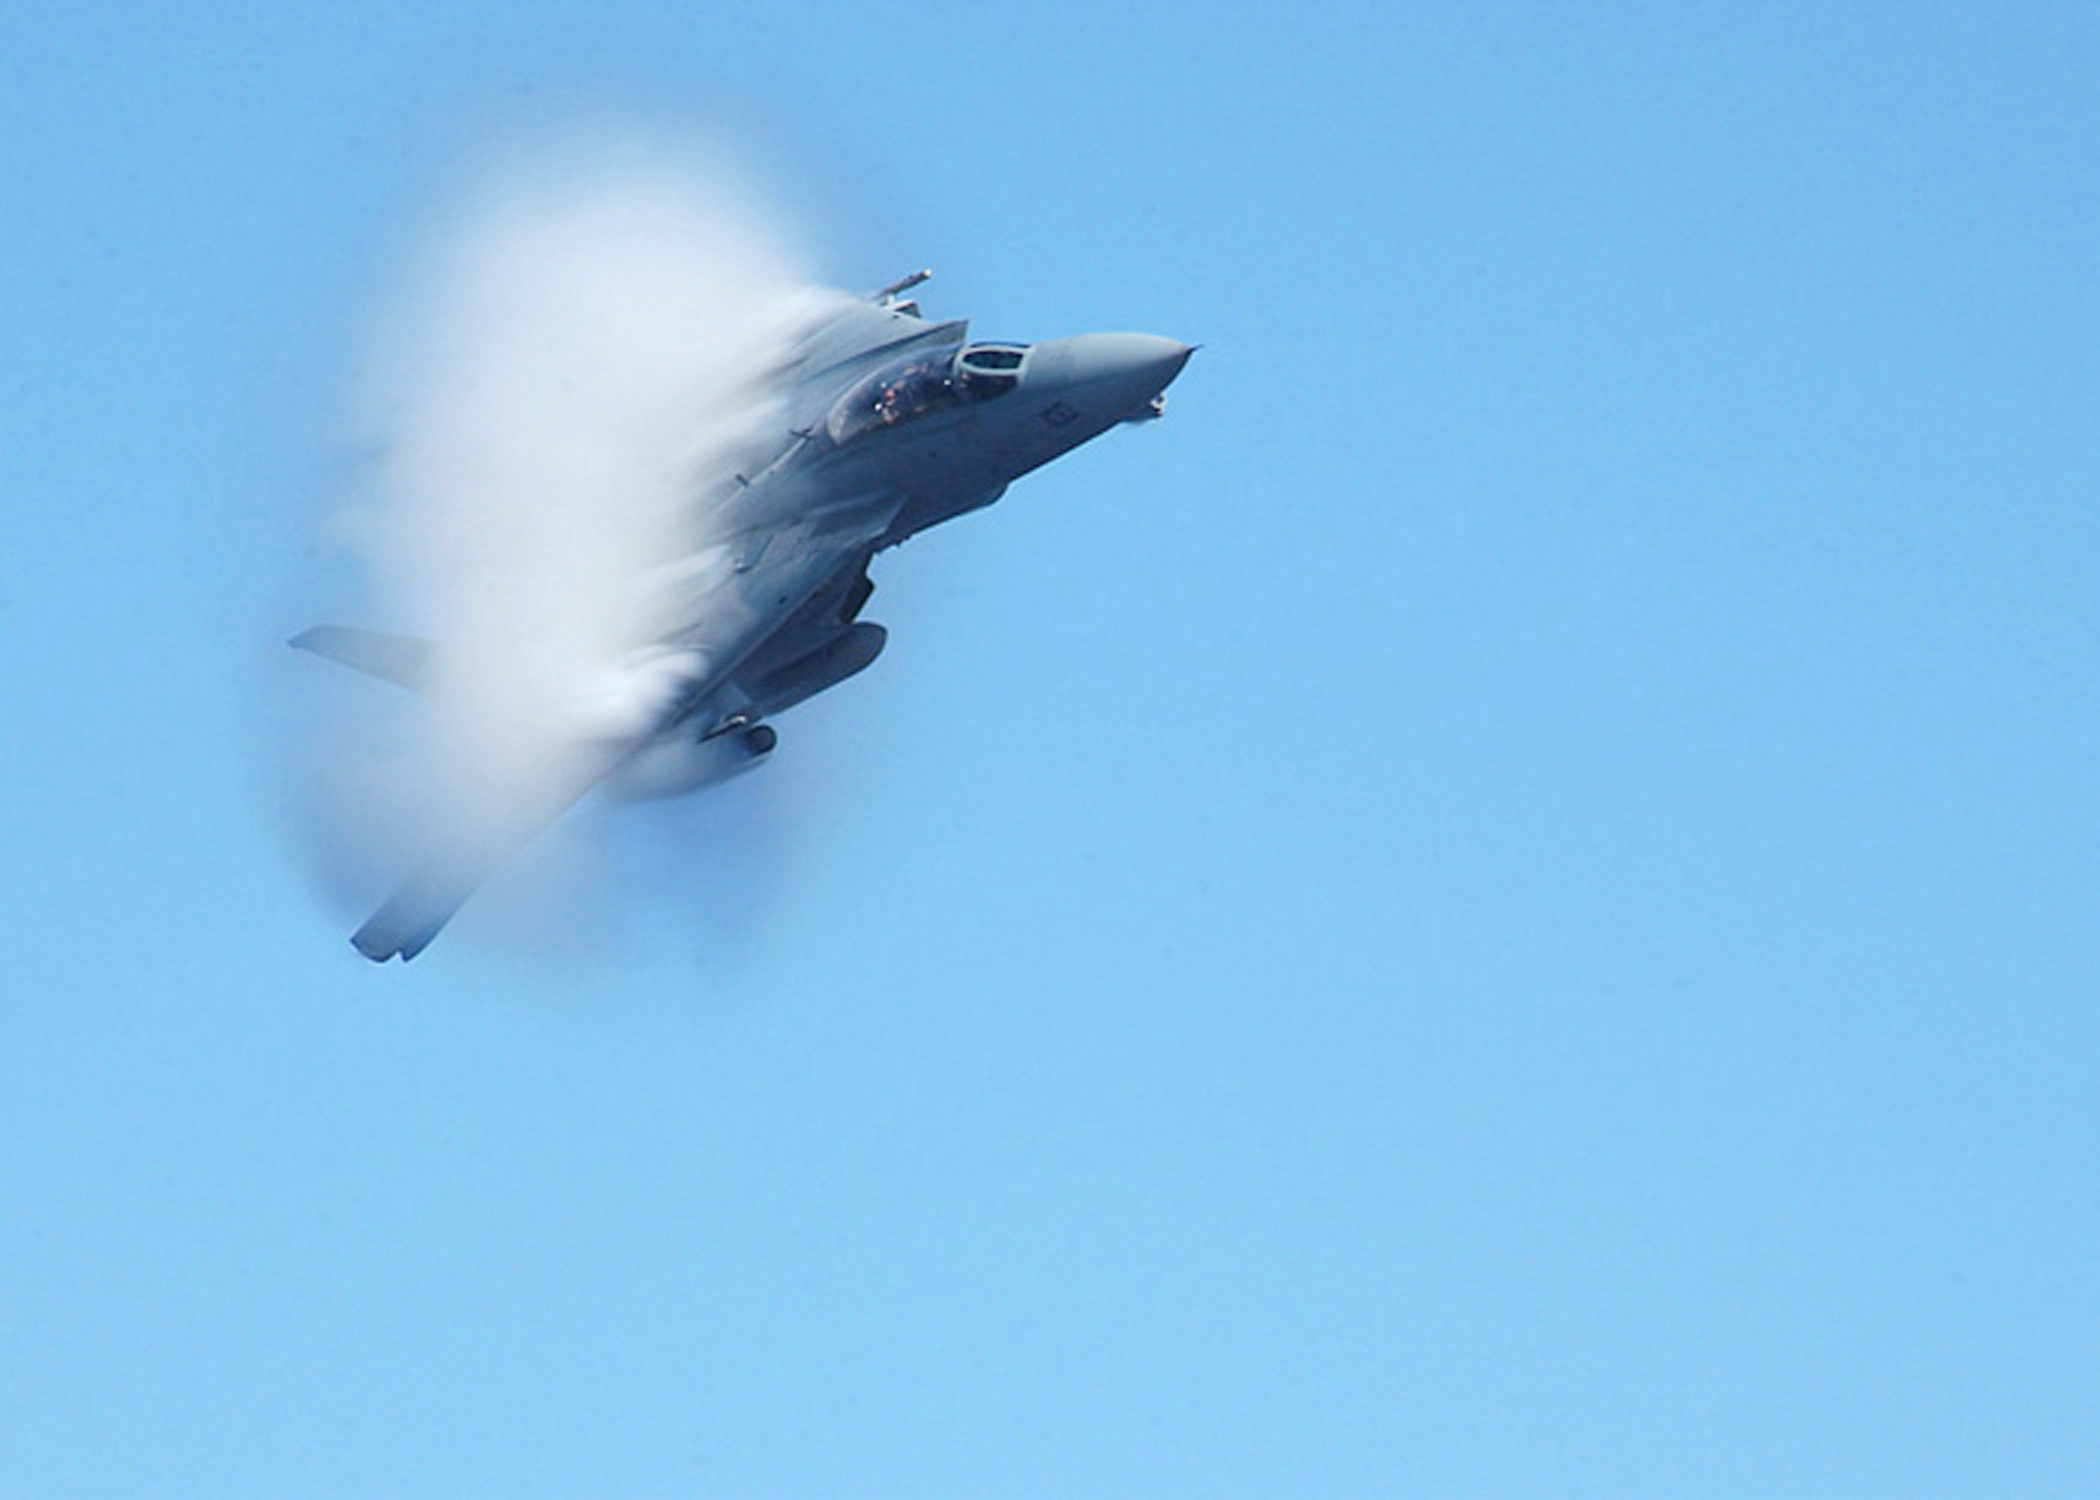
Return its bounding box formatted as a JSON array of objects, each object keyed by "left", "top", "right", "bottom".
[{"left": 826, "top": 344, "right": 1028, "bottom": 445}]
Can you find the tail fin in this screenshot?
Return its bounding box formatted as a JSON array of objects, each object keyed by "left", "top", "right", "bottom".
[{"left": 290, "top": 626, "right": 437, "bottom": 694}]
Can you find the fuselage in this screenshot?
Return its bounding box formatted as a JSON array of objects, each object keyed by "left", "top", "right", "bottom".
[
  {"left": 312, "top": 281, "right": 1193, "bottom": 960},
  {"left": 607, "top": 304, "right": 1193, "bottom": 791}
]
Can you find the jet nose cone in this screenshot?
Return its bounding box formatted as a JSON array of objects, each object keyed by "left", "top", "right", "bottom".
[
  {"left": 1064, "top": 331, "right": 1194, "bottom": 385},
  {"left": 1058, "top": 332, "right": 1195, "bottom": 416}
]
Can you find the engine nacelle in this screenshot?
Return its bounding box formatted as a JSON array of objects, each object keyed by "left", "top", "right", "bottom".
[
  {"left": 745, "top": 622, "right": 888, "bottom": 718},
  {"left": 602, "top": 723, "right": 777, "bottom": 803}
]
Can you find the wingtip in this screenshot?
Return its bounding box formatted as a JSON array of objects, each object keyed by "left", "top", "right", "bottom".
[
  {"left": 350, "top": 922, "right": 406, "bottom": 963},
  {"left": 350, "top": 931, "right": 405, "bottom": 964},
  {"left": 350, "top": 931, "right": 436, "bottom": 964},
  {"left": 352, "top": 881, "right": 462, "bottom": 964}
]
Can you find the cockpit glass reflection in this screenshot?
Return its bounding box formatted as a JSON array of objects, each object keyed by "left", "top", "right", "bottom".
[{"left": 827, "top": 344, "right": 1029, "bottom": 445}]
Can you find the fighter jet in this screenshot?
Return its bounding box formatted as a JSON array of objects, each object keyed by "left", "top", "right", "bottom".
[{"left": 295, "top": 271, "right": 1193, "bottom": 961}]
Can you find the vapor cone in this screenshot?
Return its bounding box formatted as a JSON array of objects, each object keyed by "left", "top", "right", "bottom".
[{"left": 329, "top": 146, "right": 819, "bottom": 903}]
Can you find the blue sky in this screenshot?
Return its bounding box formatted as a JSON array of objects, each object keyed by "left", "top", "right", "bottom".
[{"left": 4, "top": 4, "right": 2098, "bottom": 1495}]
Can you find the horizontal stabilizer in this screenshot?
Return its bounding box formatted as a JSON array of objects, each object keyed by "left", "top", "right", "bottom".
[{"left": 290, "top": 625, "right": 437, "bottom": 694}]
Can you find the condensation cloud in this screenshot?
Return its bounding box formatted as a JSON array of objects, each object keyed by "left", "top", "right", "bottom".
[{"left": 313, "top": 142, "right": 828, "bottom": 926}]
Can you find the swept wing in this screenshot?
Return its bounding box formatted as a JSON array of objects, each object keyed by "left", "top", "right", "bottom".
[{"left": 319, "top": 492, "right": 901, "bottom": 962}]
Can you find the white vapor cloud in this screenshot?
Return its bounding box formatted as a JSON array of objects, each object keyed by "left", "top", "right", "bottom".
[{"left": 315, "top": 141, "right": 829, "bottom": 922}]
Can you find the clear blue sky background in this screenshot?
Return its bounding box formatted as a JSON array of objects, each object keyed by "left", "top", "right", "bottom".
[{"left": 4, "top": 4, "right": 2098, "bottom": 1495}]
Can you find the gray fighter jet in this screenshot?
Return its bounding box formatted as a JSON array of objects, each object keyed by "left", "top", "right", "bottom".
[{"left": 295, "top": 271, "right": 1193, "bottom": 961}]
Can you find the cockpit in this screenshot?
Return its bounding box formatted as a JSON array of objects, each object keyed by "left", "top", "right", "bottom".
[{"left": 826, "top": 343, "right": 1030, "bottom": 445}]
